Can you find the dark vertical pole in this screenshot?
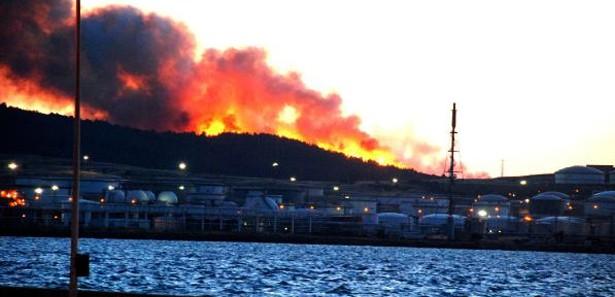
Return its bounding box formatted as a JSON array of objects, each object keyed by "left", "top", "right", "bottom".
[
  {"left": 447, "top": 103, "right": 457, "bottom": 240},
  {"left": 69, "top": 1, "right": 81, "bottom": 296}
]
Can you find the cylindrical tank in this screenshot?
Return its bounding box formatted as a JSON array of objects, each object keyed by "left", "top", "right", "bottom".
[
  {"left": 473, "top": 194, "right": 510, "bottom": 218},
  {"left": 377, "top": 212, "right": 410, "bottom": 225},
  {"left": 126, "top": 190, "right": 150, "bottom": 204},
  {"left": 534, "top": 216, "right": 585, "bottom": 235},
  {"left": 157, "top": 191, "right": 178, "bottom": 205},
  {"left": 420, "top": 214, "right": 465, "bottom": 226},
  {"left": 105, "top": 190, "right": 126, "bottom": 204},
  {"left": 145, "top": 191, "right": 156, "bottom": 202},
  {"left": 585, "top": 191, "right": 615, "bottom": 217},
  {"left": 555, "top": 166, "right": 605, "bottom": 185},
  {"left": 529, "top": 193, "right": 566, "bottom": 218}
]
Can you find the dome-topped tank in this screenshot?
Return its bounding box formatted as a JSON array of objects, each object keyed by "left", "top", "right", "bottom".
[
  {"left": 534, "top": 191, "right": 570, "bottom": 200},
  {"left": 530, "top": 193, "right": 566, "bottom": 217},
  {"left": 473, "top": 194, "right": 511, "bottom": 218},
  {"left": 586, "top": 191, "right": 615, "bottom": 217},
  {"left": 479, "top": 194, "right": 508, "bottom": 203},
  {"left": 420, "top": 214, "right": 465, "bottom": 226},
  {"left": 144, "top": 191, "right": 156, "bottom": 201},
  {"left": 377, "top": 212, "right": 410, "bottom": 225},
  {"left": 105, "top": 190, "right": 126, "bottom": 203},
  {"left": 555, "top": 166, "right": 605, "bottom": 185},
  {"left": 126, "top": 190, "right": 150, "bottom": 204},
  {"left": 158, "top": 191, "right": 178, "bottom": 205}
]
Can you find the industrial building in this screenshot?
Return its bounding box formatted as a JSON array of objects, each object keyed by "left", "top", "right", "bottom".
[{"left": 2, "top": 160, "right": 615, "bottom": 241}]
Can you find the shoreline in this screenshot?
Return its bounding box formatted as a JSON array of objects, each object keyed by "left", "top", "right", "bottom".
[
  {"left": 2, "top": 229, "right": 614, "bottom": 255},
  {"left": 0, "top": 286, "right": 185, "bottom": 297}
]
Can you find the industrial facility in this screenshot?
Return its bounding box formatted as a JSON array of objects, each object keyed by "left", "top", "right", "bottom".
[{"left": 1, "top": 159, "right": 615, "bottom": 243}]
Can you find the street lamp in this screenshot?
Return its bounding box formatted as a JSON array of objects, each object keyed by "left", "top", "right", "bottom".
[
  {"left": 178, "top": 162, "right": 187, "bottom": 170},
  {"left": 272, "top": 162, "right": 279, "bottom": 167},
  {"left": 333, "top": 186, "right": 339, "bottom": 191},
  {"left": 34, "top": 187, "right": 44, "bottom": 195},
  {"left": 392, "top": 178, "right": 398, "bottom": 184},
  {"left": 7, "top": 162, "right": 18, "bottom": 171},
  {"left": 51, "top": 185, "right": 59, "bottom": 191},
  {"left": 519, "top": 180, "right": 527, "bottom": 186},
  {"left": 107, "top": 185, "right": 115, "bottom": 191},
  {"left": 478, "top": 210, "right": 488, "bottom": 218},
  {"left": 82, "top": 155, "right": 89, "bottom": 161},
  {"left": 178, "top": 185, "right": 185, "bottom": 191},
  {"left": 289, "top": 176, "right": 296, "bottom": 182}
]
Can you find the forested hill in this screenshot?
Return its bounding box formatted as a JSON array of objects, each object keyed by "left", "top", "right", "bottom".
[{"left": 0, "top": 104, "right": 431, "bottom": 182}]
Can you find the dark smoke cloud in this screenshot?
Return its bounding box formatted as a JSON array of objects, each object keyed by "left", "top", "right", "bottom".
[
  {"left": 0, "top": 1, "right": 452, "bottom": 172},
  {"left": 81, "top": 6, "right": 194, "bottom": 130},
  {"left": 0, "top": 0, "right": 74, "bottom": 92},
  {"left": 0, "top": 1, "right": 193, "bottom": 130}
]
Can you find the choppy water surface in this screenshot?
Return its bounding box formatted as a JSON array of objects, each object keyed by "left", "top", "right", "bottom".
[{"left": 1, "top": 237, "right": 614, "bottom": 296}]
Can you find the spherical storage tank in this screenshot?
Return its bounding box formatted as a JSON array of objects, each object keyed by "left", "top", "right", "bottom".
[
  {"left": 145, "top": 191, "right": 156, "bottom": 201},
  {"left": 420, "top": 214, "right": 465, "bottom": 226},
  {"left": 126, "top": 190, "right": 151, "bottom": 204},
  {"left": 472, "top": 194, "right": 510, "bottom": 218},
  {"left": 377, "top": 213, "right": 410, "bottom": 226},
  {"left": 105, "top": 190, "right": 126, "bottom": 203},
  {"left": 555, "top": 166, "right": 605, "bottom": 185},
  {"left": 586, "top": 191, "right": 615, "bottom": 217},
  {"left": 157, "top": 191, "right": 178, "bottom": 205},
  {"left": 529, "top": 192, "right": 567, "bottom": 217},
  {"left": 534, "top": 216, "right": 585, "bottom": 235}
]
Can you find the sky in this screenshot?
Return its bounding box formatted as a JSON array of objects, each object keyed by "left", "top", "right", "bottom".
[{"left": 82, "top": 0, "right": 615, "bottom": 177}]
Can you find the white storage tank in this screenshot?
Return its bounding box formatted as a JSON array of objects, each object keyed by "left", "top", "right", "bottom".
[
  {"left": 585, "top": 191, "right": 615, "bottom": 217},
  {"left": 534, "top": 216, "right": 585, "bottom": 235},
  {"left": 473, "top": 194, "right": 510, "bottom": 218},
  {"left": 420, "top": 214, "right": 465, "bottom": 226},
  {"left": 377, "top": 212, "right": 410, "bottom": 226},
  {"left": 529, "top": 193, "right": 567, "bottom": 218},
  {"left": 126, "top": 190, "right": 150, "bottom": 204},
  {"left": 555, "top": 166, "right": 605, "bottom": 185},
  {"left": 157, "top": 191, "right": 178, "bottom": 205},
  {"left": 105, "top": 190, "right": 126, "bottom": 204}
]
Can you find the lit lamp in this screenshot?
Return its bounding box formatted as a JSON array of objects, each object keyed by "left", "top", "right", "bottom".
[
  {"left": 7, "top": 162, "right": 18, "bottom": 171},
  {"left": 392, "top": 178, "right": 398, "bottom": 184},
  {"left": 178, "top": 162, "right": 187, "bottom": 170}
]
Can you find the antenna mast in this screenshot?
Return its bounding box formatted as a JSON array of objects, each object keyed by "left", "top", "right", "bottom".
[
  {"left": 447, "top": 103, "right": 457, "bottom": 241},
  {"left": 500, "top": 159, "right": 505, "bottom": 177}
]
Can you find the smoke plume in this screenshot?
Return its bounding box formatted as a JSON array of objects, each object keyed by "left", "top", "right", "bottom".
[{"left": 0, "top": 0, "right": 468, "bottom": 174}]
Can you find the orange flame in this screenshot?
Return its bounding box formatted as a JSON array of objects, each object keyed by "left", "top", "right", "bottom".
[
  {"left": 0, "top": 189, "right": 26, "bottom": 208},
  {"left": 117, "top": 67, "right": 149, "bottom": 92},
  {"left": 0, "top": 66, "right": 107, "bottom": 119},
  {"left": 177, "top": 48, "right": 408, "bottom": 167},
  {"left": 0, "top": 3, "right": 491, "bottom": 175}
]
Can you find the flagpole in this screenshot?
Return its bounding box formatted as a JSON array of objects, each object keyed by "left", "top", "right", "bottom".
[{"left": 69, "top": 0, "right": 81, "bottom": 296}]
